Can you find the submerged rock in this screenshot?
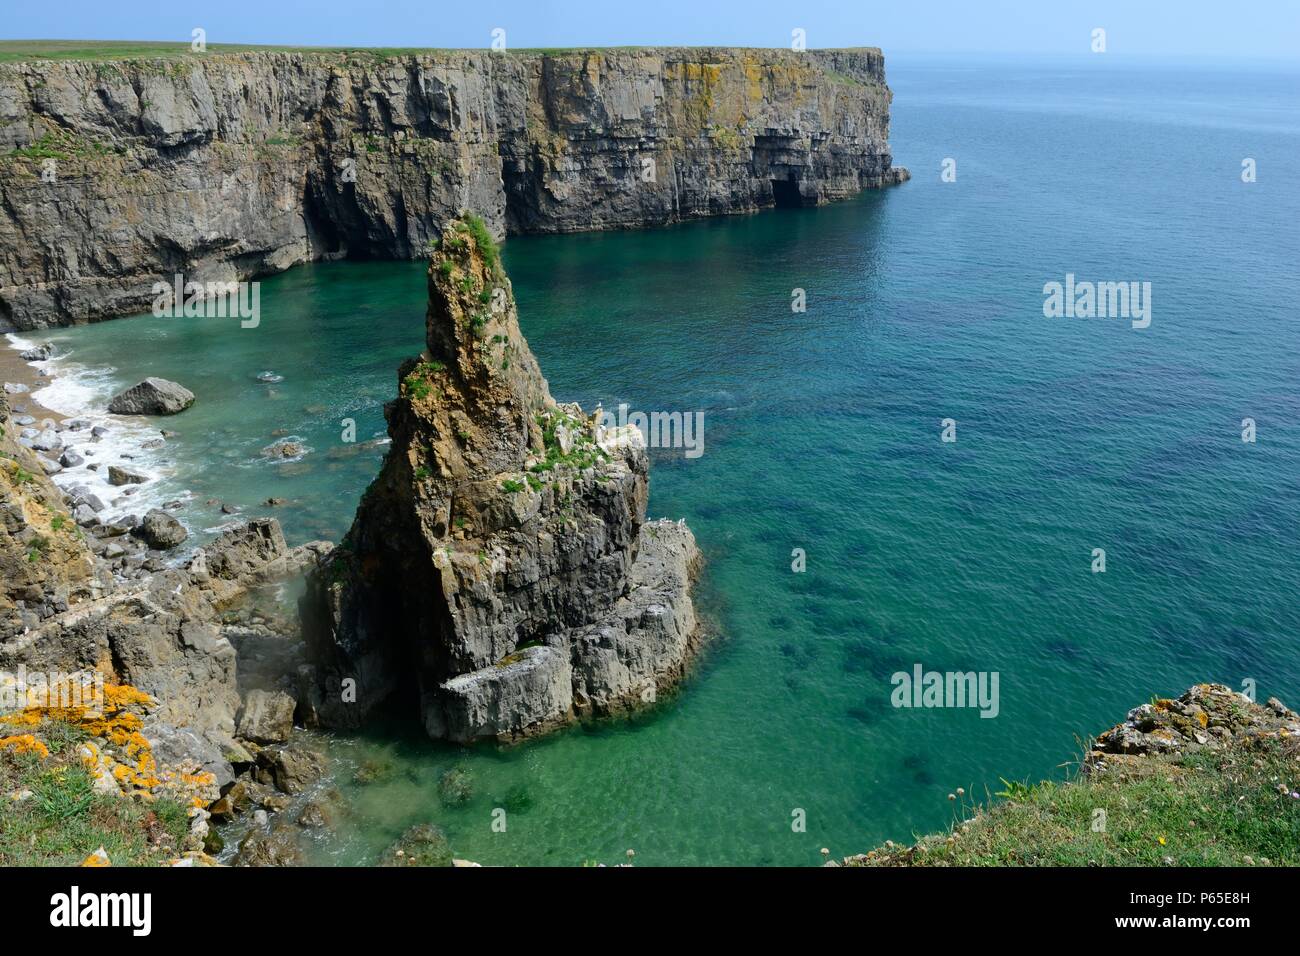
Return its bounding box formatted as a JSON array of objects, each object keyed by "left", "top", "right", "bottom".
[
  {"left": 262, "top": 439, "right": 305, "bottom": 459},
  {"left": 380, "top": 824, "right": 453, "bottom": 867},
  {"left": 437, "top": 766, "right": 474, "bottom": 807},
  {"left": 302, "top": 216, "right": 702, "bottom": 744},
  {"left": 108, "top": 377, "right": 195, "bottom": 415},
  {"left": 234, "top": 825, "right": 303, "bottom": 867}
]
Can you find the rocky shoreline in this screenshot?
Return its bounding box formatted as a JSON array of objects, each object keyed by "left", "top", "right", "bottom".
[{"left": 0, "top": 331, "right": 353, "bottom": 863}]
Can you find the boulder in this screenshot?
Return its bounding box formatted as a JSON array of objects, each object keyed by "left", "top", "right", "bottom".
[
  {"left": 19, "top": 342, "right": 54, "bottom": 361},
  {"left": 30, "top": 429, "right": 61, "bottom": 452},
  {"left": 233, "top": 825, "right": 302, "bottom": 867},
  {"left": 237, "top": 688, "right": 296, "bottom": 744},
  {"left": 108, "top": 464, "right": 148, "bottom": 486},
  {"left": 133, "top": 509, "right": 189, "bottom": 550},
  {"left": 107, "top": 377, "right": 195, "bottom": 415},
  {"left": 437, "top": 646, "right": 573, "bottom": 743},
  {"left": 143, "top": 719, "right": 235, "bottom": 790},
  {"left": 297, "top": 799, "right": 335, "bottom": 829},
  {"left": 256, "top": 744, "right": 326, "bottom": 794},
  {"left": 71, "top": 489, "right": 107, "bottom": 512}
]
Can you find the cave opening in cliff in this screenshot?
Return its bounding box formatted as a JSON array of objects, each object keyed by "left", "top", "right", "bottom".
[{"left": 771, "top": 175, "right": 804, "bottom": 209}]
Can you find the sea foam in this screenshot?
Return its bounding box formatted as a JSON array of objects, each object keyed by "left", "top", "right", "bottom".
[{"left": 6, "top": 332, "right": 192, "bottom": 528}]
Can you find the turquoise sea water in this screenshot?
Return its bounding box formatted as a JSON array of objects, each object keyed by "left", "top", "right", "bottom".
[{"left": 21, "top": 56, "right": 1300, "bottom": 865}]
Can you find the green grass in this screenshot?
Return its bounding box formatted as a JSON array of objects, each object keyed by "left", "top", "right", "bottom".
[
  {"left": 4, "top": 128, "right": 121, "bottom": 164},
  {"left": 850, "top": 734, "right": 1300, "bottom": 866},
  {"left": 401, "top": 360, "right": 444, "bottom": 401},
  {"left": 25, "top": 533, "right": 50, "bottom": 562},
  {"left": 0, "top": 41, "right": 821, "bottom": 65},
  {"left": 457, "top": 213, "right": 501, "bottom": 278},
  {"left": 528, "top": 411, "right": 608, "bottom": 477},
  {"left": 0, "top": 40, "right": 449, "bottom": 63},
  {"left": 0, "top": 745, "right": 190, "bottom": 866}
]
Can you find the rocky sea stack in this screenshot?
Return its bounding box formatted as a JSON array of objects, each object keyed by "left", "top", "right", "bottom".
[{"left": 302, "top": 215, "right": 701, "bottom": 743}]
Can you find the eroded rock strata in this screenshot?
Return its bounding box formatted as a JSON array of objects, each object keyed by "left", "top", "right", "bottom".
[
  {"left": 0, "top": 47, "right": 907, "bottom": 329},
  {"left": 1, "top": 391, "right": 328, "bottom": 791},
  {"left": 301, "top": 216, "right": 700, "bottom": 743}
]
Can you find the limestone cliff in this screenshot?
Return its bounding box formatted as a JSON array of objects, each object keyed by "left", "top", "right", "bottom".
[
  {"left": 301, "top": 215, "right": 700, "bottom": 743},
  {"left": 0, "top": 47, "right": 907, "bottom": 329}
]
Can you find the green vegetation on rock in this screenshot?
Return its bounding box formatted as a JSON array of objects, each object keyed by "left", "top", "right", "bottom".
[
  {"left": 0, "top": 730, "right": 190, "bottom": 866},
  {"left": 841, "top": 685, "right": 1300, "bottom": 867}
]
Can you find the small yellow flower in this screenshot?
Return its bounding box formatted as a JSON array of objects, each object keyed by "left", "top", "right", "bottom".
[{"left": 1158, "top": 836, "right": 1167, "bottom": 846}]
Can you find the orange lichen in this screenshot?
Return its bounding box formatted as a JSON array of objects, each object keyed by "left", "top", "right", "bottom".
[
  {"left": 0, "top": 734, "right": 50, "bottom": 759},
  {"left": 3, "top": 682, "right": 160, "bottom": 788},
  {"left": 3, "top": 680, "right": 216, "bottom": 808},
  {"left": 80, "top": 847, "right": 112, "bottom": 867}
]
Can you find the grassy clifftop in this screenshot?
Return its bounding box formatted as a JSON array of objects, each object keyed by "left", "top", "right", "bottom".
[
  {"left": 0, "top": 40, "right": 882, "bottom": 64},
  {"left": 841, "top": 684, "right": 1300, "bottom": 867}
]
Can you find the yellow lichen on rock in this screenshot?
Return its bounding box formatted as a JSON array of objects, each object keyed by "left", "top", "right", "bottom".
[
  {"left": 0, "top": 734, "right": 50, "bottom": 759},
  {"left": 80, "top": 846, "right": 112, "bottom": 867},
  {"left": 3, "top": 680, "right": 217, "bottom": 808}
]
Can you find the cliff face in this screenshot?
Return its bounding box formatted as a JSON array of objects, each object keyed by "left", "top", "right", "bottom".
[
  {"left": 0, "top": 47, "right": 906, "bottom": 330},
  {"left": 301, "top": 216, "right": 700, "bottom": 743}
]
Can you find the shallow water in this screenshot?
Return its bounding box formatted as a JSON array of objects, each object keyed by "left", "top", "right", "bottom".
[{"left": 18, "top": 55, "right": 1300, "bottom": 865}]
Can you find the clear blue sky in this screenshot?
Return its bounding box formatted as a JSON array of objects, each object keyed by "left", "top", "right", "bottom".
[{"left": 3, "top": 0, "right": 1297, "bottom": 59}]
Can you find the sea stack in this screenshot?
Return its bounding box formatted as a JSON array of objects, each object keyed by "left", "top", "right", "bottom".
[{"left": 301, "top": 215, "right": 701, "bottom": 743}]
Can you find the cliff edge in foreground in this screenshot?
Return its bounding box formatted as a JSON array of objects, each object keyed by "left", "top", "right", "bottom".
[
  {"left": 839, "top": 684, "right": 1300, "bottom": 867},
  {"left": 301, "top": 214, "right": 701, "bottom": 744}
]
